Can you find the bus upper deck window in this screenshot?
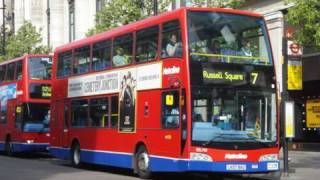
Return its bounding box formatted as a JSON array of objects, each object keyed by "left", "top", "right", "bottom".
[
  {"left": 112, "top": 34, "right": 133, "bottom": 67},
  {"left": 74, "top": 46, "right": 90, "bottom": 74},
  {"left": 16, "top": 61, "right": 23, "bottom": 80},
  {"left": 0, "top": 65, "right": 6, "bottom": 83},
  {"left": 136, "top": 25, "right": 159, "bottom": 63},
  {"left": 92, "top": 40, "right": 111, "bottom": 71},
  {"left": 57, "top": 51, "right": 72, "bottom": 78},
  {"left": 161, "top": 20, "right": 182, "bottom": 58},
  {"left": 6, "top": 63, "right": 15, "bottom": 82}
]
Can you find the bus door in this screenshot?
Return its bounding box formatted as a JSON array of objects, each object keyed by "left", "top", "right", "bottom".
[
  {"left": 238, "top": 91, "right": 269, "bottom": 138},
  {"left": 54, "top": 100, "right": 70, "bottom": 148},
  {"left": 158, "top": 90, "right": 184, "bottom": 157},
  {"left": 7, "top": 99, "right": 16, "bottom": 135}
]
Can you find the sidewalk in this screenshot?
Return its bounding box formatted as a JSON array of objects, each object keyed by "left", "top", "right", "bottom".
[
  {"left": 280, "top": 150, "right": 320, "bottom": 180},
  {"left": 244, "top": 150, "right": 320, "bottom": 180}
]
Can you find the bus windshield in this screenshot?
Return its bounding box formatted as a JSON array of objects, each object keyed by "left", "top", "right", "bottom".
[
  {"left": 188, "top": 12, "right": 277, "bottom": 148},
  {"left": 188, "top": 11, "right": 272, "bottom": 65},
  {"left": 17, "top": 103, "right": 50, "bottom": 132},
  {"left": 29, "top": 57, "right": 52, "bottom": 80}
]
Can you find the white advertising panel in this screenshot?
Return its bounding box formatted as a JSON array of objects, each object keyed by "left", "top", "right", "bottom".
[
  {"left": 68, "top": 63, "right": 162, "bottom": 98},
  {"left": 68, "top": 71, "right": 119, "bottom": 98},
  {"left": 137, "top": 63, "right": 162, "bottom": 90}
]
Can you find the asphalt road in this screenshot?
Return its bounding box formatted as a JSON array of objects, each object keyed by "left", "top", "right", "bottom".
[{"left": 0, "top": 152, "right": 268, "bottom": 180}]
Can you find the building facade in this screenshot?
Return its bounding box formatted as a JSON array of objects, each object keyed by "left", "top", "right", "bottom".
[{"left": 2, "top": 0, "right": 97, "bottom": 50}]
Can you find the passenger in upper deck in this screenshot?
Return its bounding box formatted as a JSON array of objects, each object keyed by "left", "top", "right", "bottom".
[
  {"left": 165, "top": 33, "right": 182, "bottom": 57},
  {"left": 240, "top": 40, "right": 253, "bottom": 57},
  {"left": 112, "top": 47, "right": 127, "bottom": 66},
  {"left": 208, "top": 40, "right": 222, "bottom": 62}
]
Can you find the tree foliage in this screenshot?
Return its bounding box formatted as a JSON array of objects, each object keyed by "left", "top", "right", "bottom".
[
  {"left": 87, "top": 0, "right": 171, "bottom": 36},
  {"left": 286, "top": 0, "right": 320, "bottom": 48},
  {"left": 0, "top": 21, "right": 49, "bottom": 62}
]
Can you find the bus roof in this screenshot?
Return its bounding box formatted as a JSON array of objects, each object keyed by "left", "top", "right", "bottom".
[
  {"left": 54, "top": 7, "right": 263, "bottom": 53},
  {"left": 0, "top": 54, "right": 51, "bottom": 65}
]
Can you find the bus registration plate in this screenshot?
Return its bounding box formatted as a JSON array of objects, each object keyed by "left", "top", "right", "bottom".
[
  {"left": 267, "top": 162, "right": 279, "bottom": 170},
  {"left": 226, "top": 164, "right": 247, "bottom": 171}
]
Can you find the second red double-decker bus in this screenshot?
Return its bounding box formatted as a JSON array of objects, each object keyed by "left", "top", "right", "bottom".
[
  {"left": 50, "top": 7, "right": 280, "bottom": 178},
  {"left": 0, "top": 55, "right": 52, "bottom": 155}
]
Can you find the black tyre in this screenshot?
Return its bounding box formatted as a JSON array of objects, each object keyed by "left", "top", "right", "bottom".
[
  {"left": 4, "top": 138, "right": 13, "bottom": 156},
  {"left": 135, "top": 146, "right": 152, "bottom": 179},
  {"left": 71, "top": 142, "right": 81, "bottom": 167}
]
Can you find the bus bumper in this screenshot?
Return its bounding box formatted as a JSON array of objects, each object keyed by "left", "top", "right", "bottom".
[
  {"left": 11, "top": 142, "right": 49, "bottom": 152},
  {"left": 150, "top": 156, "right": 280, "bottom": 173}
]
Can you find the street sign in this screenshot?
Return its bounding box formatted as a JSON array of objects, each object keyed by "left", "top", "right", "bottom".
[
  {"left": 306, "top": 99, "right": 320, "bottom": 128},
  {"left": 285, "top": 101, "right": 295, "bottom": 138}
]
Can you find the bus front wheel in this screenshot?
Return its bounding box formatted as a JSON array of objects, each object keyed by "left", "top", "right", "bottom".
[
  {"left": 71, "top": 142, "right": 81, "bottom": 167},
  {"left": 4, "top": 137, "right": 13, "bottom": 156},
  {"left": 135, "top": 146, "right": 152, "bottom": 179}
]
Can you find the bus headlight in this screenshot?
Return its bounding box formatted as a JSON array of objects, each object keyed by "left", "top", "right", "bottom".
[
  {"left": 190, "top": 152, "right": 212, "bottom": 162},
  {"left": 26, "top": 140, "right": 34, "bottom": 144},
  {"left": 259, "top": 154, "right": 278, "bottom": 162}
]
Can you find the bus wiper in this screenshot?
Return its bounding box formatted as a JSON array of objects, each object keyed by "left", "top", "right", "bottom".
[
  {"left": 202, "top": 133, "right": 240, "bottom": 146},
  {"left": 247, "top": 137, "right": 270, "bottom": 147},
  {"left": 202, "top": 134, "right": 224, "bottom": 146}
]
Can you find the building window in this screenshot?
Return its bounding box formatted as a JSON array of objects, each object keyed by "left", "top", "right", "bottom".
[
  {"left": 69, "top": 0, "right": 75, "bottom": 42},
  {"left": 96, "top": 0, "right": 105, "bottom": 12}
]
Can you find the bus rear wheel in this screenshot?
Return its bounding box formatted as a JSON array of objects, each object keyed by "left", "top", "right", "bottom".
[
  {"left": 135, "top": 146, "right": 151, "bottom": 179},
  {"left": 71, "top": 142, "right": 81, "bottom": 167},
  {"left": 4, "top": 138, "right": 13, "bottom": 156}
]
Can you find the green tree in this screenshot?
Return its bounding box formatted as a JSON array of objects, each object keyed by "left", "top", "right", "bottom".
[
  {"left": 87, "top": 0, "right": 171, "bottom": 36},
  {"left": 0, "top": 21, "right": 50, "bottom": 61},
  {"left": 286, "top": 0, "right": 320, "bottom": 48}
]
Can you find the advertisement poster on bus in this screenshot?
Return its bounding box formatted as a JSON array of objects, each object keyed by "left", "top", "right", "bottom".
[
  {"left": 119, "top": 69, "right": 136, "bottom": 133},
  {"left": 0, "top": 83, "right": 17, "bottom": 116},
  {"left": 306, "top": 99, "right": 320, "bottom": 128}
]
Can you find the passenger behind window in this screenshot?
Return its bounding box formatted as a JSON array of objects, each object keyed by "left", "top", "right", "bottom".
[
  {"left": 208, "top": 40, "right": 222, "bottom": 62},
  {"left": 112, "top": 47, "right": 127, "bottom": 66},
  {"left": 240, "top": 40, "right": 253, "bottom": 57},
  {"left": 165, "top": 33, "right": 182, "bottom": 57},
  {"left": 165, "top": 107, "right": 179, "bottom": 127}
]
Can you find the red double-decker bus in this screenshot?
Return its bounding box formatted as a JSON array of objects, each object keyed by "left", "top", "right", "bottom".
[
  {"left": 50, "top": 7, "right": 280, "bottom": 178},
  {"left": 0, "top": 55, "right": 52, "bottom": 155}
]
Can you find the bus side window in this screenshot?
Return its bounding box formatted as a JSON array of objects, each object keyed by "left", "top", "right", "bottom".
[
  {"left": 16, "top": 61, "right": 23, "bottom": 80},
  {"left": 92, "top": 40, "right": 111, "bottom": 71},
  {"left": 57, "top": 51, "right": 72, "bottom": 78},
  {"left": 161, "top": 91, "right": 180, "bottom": 129},
  {"left": 135, "top": 25, "right": 159, "bottom": 63},
  {"left": 89, "top": 98, "right": 109, "bottom": 128},
  {"left": 110, "top": 96, "right": 119, "bottom": 128},
  {"left": 64, "top": 103, "right": 69, "bottom": 129},
  {"left": 0, "top": 65, "right": 6, "bottom": 83},
  {"left": 71, "top": 99, "right": 89, "bottom": 127},
  {"left": 161, "top": 20, "right": 182, "bottom": 58},
  {"left": 112, "top": 33, "right": 133, "bottom": 67},
  {"left": 74, "top": 45, "right": 90, "bottom": 74},
  {"left": 15, "top": 106, "right": 23, "bottom": 128},
  {"left": 6, "top": 63, "right": 15, "bottom": 82}
]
